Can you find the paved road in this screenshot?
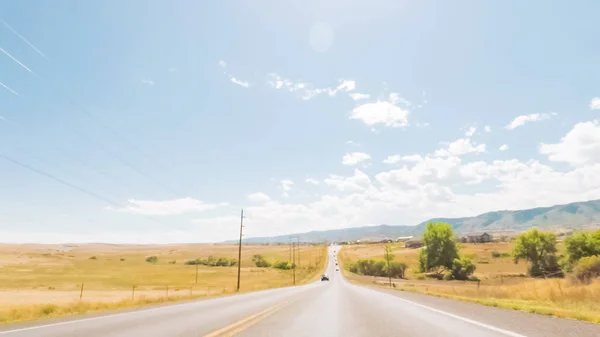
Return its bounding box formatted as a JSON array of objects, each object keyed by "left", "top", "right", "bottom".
[{"left": 1, "top": 246, "right": 598, "bottom": 336}]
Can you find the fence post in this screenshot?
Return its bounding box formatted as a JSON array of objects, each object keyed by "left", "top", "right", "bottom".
[
  {"left": 477, "top": 280, "right": 481, "bottom": 289},
  {"left": 79, "top": 282, "right": 84, "bottom": 301},
  {"left": 132, "top": 285, "right": 136, "bottom": 301},
  {"left": 500, "top": 274, "right": 503, "bottom": 284},
  {"left": 166, "top": 285, "right": 169, "bottom": 298}
]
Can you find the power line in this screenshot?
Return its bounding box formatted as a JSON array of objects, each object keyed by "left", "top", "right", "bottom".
[{"left": 0, "top": 152, "right": 177, "bottom": 229}]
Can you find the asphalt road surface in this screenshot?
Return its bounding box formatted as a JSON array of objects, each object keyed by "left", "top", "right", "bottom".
[{"left": 1, "top": 246, "right": 598, "bottom": 337}]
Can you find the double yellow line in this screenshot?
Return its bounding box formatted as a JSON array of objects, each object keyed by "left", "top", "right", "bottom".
[{"left": 203, "top": 300, "right": 295, "bottom": 337}]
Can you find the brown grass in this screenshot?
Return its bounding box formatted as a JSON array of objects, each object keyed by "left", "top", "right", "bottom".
[
  {"left": 0, "top": 243, "right": 326, "bottom": 324},
  {"left": 339, "top": 242, "right": 600, "bottom": 324}
]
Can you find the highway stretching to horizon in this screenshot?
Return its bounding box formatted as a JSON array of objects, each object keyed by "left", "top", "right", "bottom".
[{"left": 0, "top": 246, "right": 598, "bottom": 337}]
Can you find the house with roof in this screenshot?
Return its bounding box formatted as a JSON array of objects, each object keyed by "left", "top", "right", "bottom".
[{"left": 459, "top": 232, "right": 492, "bottom": 243}]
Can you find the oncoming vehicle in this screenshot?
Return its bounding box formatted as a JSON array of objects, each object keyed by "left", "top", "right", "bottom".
[{"left": 321, "top": 274, "right": 329, "bottom": 281}]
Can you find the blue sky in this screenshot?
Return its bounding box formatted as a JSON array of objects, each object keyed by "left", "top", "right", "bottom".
[{"left": 1, "top": 1, "right": 600, "bottom": 243}]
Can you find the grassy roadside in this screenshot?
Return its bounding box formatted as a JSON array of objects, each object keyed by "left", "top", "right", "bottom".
[
  {"left": 0, "top": 244, "right": 327, "bottom": 324},
  {"left": 339, "top": 245, "right": 600, "bottom": 324}
]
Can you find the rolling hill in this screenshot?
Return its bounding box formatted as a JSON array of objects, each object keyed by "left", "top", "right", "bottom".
[{"left": 230, "top": 199, "right": 600, "bottom": 244}]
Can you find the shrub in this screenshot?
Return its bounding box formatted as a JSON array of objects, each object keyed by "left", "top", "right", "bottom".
[
  {"left": 145, "top": 256, "right": 158, "bottom": 263},
  {"left": 120, "top": 258, "right": 125, "bottom": 262},
  {"left": 572, "top": 256, "right": 600, "bottom": 284},
  {"left": 450, "top": 257, "right": 476, "bottom": 280},
  {"left": 89, "top": 256, "right": 97, "bottom": 260},
  {"left": 168, "top": 260, "right": 176, "bottom": 264},
  {"left": 491, "top": 251, "right": 501, "bottom": 258},
  {"left": 40, "top": 304, "right": 57, "bottom": 316},
  {"left": 385, "top": 261, "right": 408, "bottom": 279},
  {"left": 348, "top": 259, "right": 406, "bottom": 278},
  {"left": 184, "top": 256, "right": 236, "bottom": 267},
  {"left": 273, "top": 261, "right": 294, "bottom": 270},
  {"left": 252, "top": 254, "right": 271, "bottom": 268}
]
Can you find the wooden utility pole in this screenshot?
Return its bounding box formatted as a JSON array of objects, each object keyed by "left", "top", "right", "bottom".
[
  {"left": 195, "top": 263, "right": 199, "bottom": 284},
  {"left": 296, "top": 236, "right": 300, "bottom": 268},
  {"left": 236, "top": 209, "right": 244, "bottom": 292},
  {"left": 292, "top": 241, "right": 296, "bottom": 285}
]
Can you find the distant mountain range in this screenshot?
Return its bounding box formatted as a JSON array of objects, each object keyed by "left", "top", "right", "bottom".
[{"left": 226, "top": 199, "right": 600, "bottom": 244}]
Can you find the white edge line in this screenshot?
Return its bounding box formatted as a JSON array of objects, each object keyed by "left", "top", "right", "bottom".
[
  {"left": 362, "top": 285, "right": 527, "bottom": 337},
  {"left": 0, "top": 284, "right": 316, "bottom": 335}
]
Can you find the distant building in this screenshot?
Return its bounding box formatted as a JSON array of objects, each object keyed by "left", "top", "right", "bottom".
[
  {"left": 396, "top": 236, "right": 413, "bottom": 242},
  {"left": 460, "top": 232, "right": 492, "bottom": 243}
]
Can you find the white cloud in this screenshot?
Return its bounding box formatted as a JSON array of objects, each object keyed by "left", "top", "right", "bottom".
[
  {"left": 168, "top": 67, "right": 177, "bottom": 72},
  {"left": 168, "top": 120, "right": 600, "bottom": 241},
  {"left": 141, "top": 79, "right": 155, "bottom": 86},
  {"left": 218, "top": 60, "right": 227, "bottom": 68},
  {"left": 540, "top": 121, "right": 600, "bottom": 167},
  {"left": 465, "top": 127, "right": 476, "bottom": 137},
  {"left": 325, "top": 169, "right": 372, "bottom": 192},
  {"left": 342, "top": 152, "right": 371, "bottom": 166},
  {"left": 590, "top": 98, "right": 600, "bottom": 110},
  {"left": 108, "top": 198, "right": 227, "bottom": 216},
  {"left": 230, "top": 77, "right": 249, "bottom": 88},
  {"left": 279, "top": 179, "right": 294, "bottom": 197},
  {"left": 350, "top": 93, "right": 370, "bottom": 101},
  {"left": 267, "top": 73, "right": 356, "bottom": 100},
  {"left": 433, "top": 138, "right": 486, "bottom": 157},
  {"left": 499, "top": 144, "right": 509, "bottom": 151},
  {"left": 336, "top": 80, "right": 356, "bottom": 92},
  {"left": 350, "top": 101, "right": 409, "bottom": 128},
  {"left": 95, "top": 119, "right": 600, "bottom": 242},
  {"left": 505, "top": 113, "right": 556, "bottom": 130},
  {"left": 305, "top": 178, "right": 320, "bottom": 185},
  {"left": 484, "top": 125, "right": 491, "bottom": 132},
  {"left": 383, "top": 155, "right": 402, "bottom": 164},
  {"left": 247, "top": 192, "right": 271, "bottom": 203}
]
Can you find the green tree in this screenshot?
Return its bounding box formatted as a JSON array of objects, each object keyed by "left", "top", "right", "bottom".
[
  {"left": 419, "top": 222, "right": 459, "bottom": 273},
  {"left": 383, "top": 244, "right": 395, "bottom": 285},
  {"left": 513, "top": 229, "right": 561, "bottom": 277},
  {"left": 565, "top": 230, "right": 600, "bottom": 264}
]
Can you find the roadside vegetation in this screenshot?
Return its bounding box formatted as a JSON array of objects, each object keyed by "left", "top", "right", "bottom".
[
  {"left": 0, "top": 244, "right": 327, "bottom": 324},
  {"left": 340, "top": 224, "right": 600, "bottom": 323}
]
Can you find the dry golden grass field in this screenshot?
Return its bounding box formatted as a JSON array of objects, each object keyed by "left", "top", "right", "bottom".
[
  {"left": 339, "top": 242, "right": 600, "bottom": 324},
  {"left": 0, "top": 243, "right": 327, "bottom": 323}
]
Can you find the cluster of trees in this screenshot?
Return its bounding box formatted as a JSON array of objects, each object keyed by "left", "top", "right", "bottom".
[
  {"left": 513, "top": 229, "right": 600, "bottom": 282},
  {"left": 184, "top": 256, "right": 237, "bottom": 267},
  {"left": 418, "top": 222, "right": 476, "bottom": 280},
  {"left": 348, "top": 258, "right": 408, "bottom": 279}
]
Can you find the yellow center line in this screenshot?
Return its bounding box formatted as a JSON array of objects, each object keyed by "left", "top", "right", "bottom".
[{"left": 203, "top": 300, "right": 296, "bottom": 337}]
